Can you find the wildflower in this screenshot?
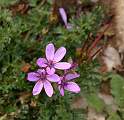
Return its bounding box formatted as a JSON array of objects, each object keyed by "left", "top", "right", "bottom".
[
  {"left": 59, "top": 8, "right": 73, "bottom": 29},
  {"left": 27, "top": 69, "right": 60, "bottom": 97},
  {"left": 58, "top": 73, "right": 80, "bottom": 96},
  {"left": 37, "top": 43, "right": 71, "bottom": 75}
]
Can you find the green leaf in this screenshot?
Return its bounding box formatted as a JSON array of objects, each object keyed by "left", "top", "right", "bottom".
[
  {"left": 0, "top": 0, "right": 17, "bottom": 6},
  {"left": 86, "top": 94, "right": 105, "bottom": 112},
  {"left": 111, "top": 74, "right": 124, "bottom": 107},
  {"left": 29, "top": 0, "right": 38, "bottom": 7},
  {"left": 107, "top": 113, "right": 121, "bottom": 120}
]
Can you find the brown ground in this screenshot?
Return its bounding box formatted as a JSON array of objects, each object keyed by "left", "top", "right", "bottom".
[
  {"left": 115, "top": 0, "right": 124, "bottom": 54},
  {"left": 72, "top": 0, "right": 124, "bottom": 120},
  {"left": 101, "top": 0, "right": 124, "bottom": 55}
]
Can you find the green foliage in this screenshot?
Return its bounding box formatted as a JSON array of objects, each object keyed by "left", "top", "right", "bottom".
[
  {"left": 0, "top": 0, "right": 117, "bottom": 120},
  {"left": 110, "top": 74, "right": 124, "bottom": 108},
  {"left": 51, "top": 6, "right": 104, "bottom": 49},
  {"left": 79, "top": 61, "right": 102, "bottom": 93},
  {"left": 107, "top": 112, "right": 121, "bottom": 120},
  {"left": 0, "top": 0, "right": 18, "bottom": 6},
  {"left": 86, "top": 93, "right": 105, "bottom": 112}
]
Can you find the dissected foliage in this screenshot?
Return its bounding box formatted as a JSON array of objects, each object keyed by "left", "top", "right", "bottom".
[{"left": 0, "top": 0, "right": 123, "bottom": 120}]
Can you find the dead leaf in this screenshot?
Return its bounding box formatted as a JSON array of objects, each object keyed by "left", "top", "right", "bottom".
[
  {"left": 99, "top": 63, "right": 108, "bottom": 73},
  {"left": 19, "top": 92, "right": 31, "bottom": 104},
  {"left": 0, "top": 114, "right": 7, "bottom": 120},
  {"left": 87, "top": 108, "right": 105, "bottom": 120},
  {"left": 49, "top": 1, "right": 59, "bottom": 24},
  {"left": 104, "top": 27, "right": 115, "bottom": 37},
  {"left": 30, "top": 100, "right": 37, "bottom": 107},
  {"left": 76, "top": 48, "right": 82, "bottom": 57},
  {"left": 21, "top": 63, "right": 31, "bottom": 73},
  {"left": 42, "top": 28, "right": 49, "bottom": 35},
  {"left": 71, "top": 96, "right": 88, "bottom": 109},
  {"left": 102, "top": 45, "right": 122, "bottom": 71},
  {"left": 10, "top": 1, "right": 29, "bottom": 16},
  {"left": 98, "top": 93, "right": 118, "bottom": 112},
  {"left": 100, "top": 80, "right": 111, "bottom": 95}
]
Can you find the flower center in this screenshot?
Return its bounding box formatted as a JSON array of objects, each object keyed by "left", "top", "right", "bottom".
[
  {"left": 60, "top": 80, "right": 68, "bottom": 87},
  {"left": 47, "top": 60, "right": 54, "bottom": 68},
  {"left": 37, "top": 72, "right": 46, "bottom": 82}
]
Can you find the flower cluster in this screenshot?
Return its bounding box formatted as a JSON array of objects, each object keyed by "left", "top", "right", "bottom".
[{"left": 27, "top": 43, "right": 80, "bottom": 97}]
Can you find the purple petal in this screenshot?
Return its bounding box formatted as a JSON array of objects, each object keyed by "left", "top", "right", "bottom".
[
  {"left": 64, "top": 82, "right": 80, "bottom": 93},
  {"left": 47, "top": 74, "right": 60, "bottom": 82},
  {"left": 27, "top": 72, "right": 39, "bottom": 81},
  {"left": 37, "top": 69, "right": 46, "bottom": 76},
  {"left": 59, "top": 8, "right": 68, "bottom": 26},
  {"left": 46, "top": 43, "right": 55, "bottom": 61},
  {"left": 36, "top": 58, "right": 47, "bottom": 67},
  {"left": 58, "top": 79, "right": 62, "bottom": 85},
  {"left": 44, "top": 81, "right": 53, "bottom": 97},
  {"left": 46, "top": 67, "right": 55, "bottom": 75},
  {"left": 65, "top": 73, "right": 80, "bottom": 81},
  {"left": 53, "top": 47, "right": 66, "bottom": 62},
  {"left": 33, "top": 81, "right": 43, "bottom": 95},
  {"left": 58, "top": 86, "right": 64, "bottom": 96},
  {"left": 54, "top": 62, "right": 71, "bottom": 70}
]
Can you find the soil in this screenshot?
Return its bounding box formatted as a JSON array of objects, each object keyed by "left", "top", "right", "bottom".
[
  {"left": 98, "top": 0, "right": 124, "bottom": 74},
  {"left": 101, "top": 0, "right": 124, "bottom": 55}
]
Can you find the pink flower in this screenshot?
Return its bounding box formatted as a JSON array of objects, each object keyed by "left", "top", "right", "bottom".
[
  {"left": 58, "top": 73, "right": 80, "bottom": 96},
  {"left": 27, "top": 69, "right": 60, "bottom": 97},
  {"left": 37, "top": 43, "right": 71, "bottom": 75},
  {"left": 59, "top": 8, "right": 73, "bottom": 29},
  {"left": 27, "top": 43, "right": 80, "bottom": 97}
]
